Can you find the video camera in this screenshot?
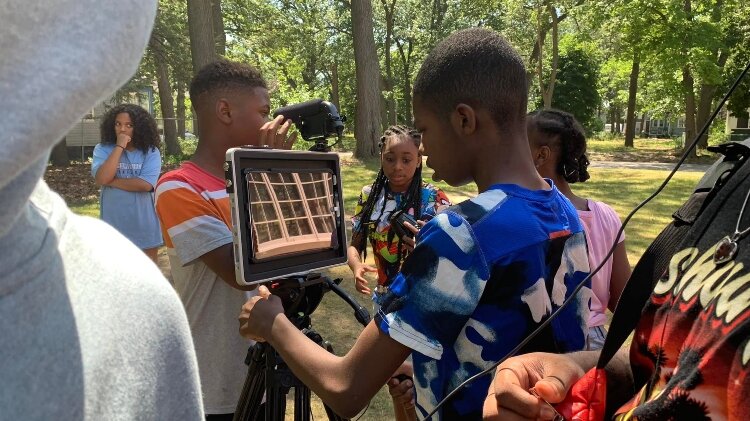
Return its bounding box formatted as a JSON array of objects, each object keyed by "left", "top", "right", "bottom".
[{"left": 273, "top": 99, "right": 346, "bottom": 152}]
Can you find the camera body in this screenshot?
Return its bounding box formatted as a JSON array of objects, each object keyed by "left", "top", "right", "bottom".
[
  {"left": 389, "top": 209, "right": 418, "bottom": 240},
  {"left": 273, "top": 99, "right": 345, "bottom": 151}
]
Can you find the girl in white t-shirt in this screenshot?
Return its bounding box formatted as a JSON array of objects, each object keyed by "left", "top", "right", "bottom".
[{"left": 527, "top": 108, "right": 632, "bottom": 350}]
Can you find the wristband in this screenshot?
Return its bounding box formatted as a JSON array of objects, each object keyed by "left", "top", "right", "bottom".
[{"left": 116, "top": 145, "right": 126, "bottom": 150}]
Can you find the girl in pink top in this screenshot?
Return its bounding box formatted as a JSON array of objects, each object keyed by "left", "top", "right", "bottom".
[{"left": 527, "top": 109, "right": 632, "bottom": 350}]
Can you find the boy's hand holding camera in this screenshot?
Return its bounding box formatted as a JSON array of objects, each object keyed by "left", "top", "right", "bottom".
[{"left": 259, "top": 114, "right": 298, "bottom": 149}]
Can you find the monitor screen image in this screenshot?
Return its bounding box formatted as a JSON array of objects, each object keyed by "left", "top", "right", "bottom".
[{"left": 245, "top": 170, "right": 337, "bottom": 260}]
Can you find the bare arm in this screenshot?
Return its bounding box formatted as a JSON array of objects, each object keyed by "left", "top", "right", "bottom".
[
  {"left": 94, "top": 145, "right": 125, "bottom": 185},
  {"left": 94, "top": 134, "right": 133, "bottom": 185},
  {"left": 107, "top": 177, "right": 153, "bottom": 192},
  {"left": 346, "top": 244, "right": 364, "bottom": 271},
  {"left": 199, "top": 243, "right": 256, "bottom": 291},
  {"left": 239, "top": 288, "right": 412, "bottom": 418},
  {"left": 607, "top": 241, "right": 631, "bottom": 312}
]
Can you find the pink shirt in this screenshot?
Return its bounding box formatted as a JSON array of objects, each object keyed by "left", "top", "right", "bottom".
[{"left": 578, "top": 200, "right": 625, "bottom": 327}]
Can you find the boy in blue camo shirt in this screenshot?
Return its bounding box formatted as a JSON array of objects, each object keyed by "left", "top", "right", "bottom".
[{"left": 238, "top": 27, "right": 591, "bottom": 420}]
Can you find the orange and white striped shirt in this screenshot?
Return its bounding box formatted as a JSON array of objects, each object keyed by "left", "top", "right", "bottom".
[
  {"left": 155, "top": 161, "right": 232, "bottom": 265},
  {"left": 154, "top": 161, "right": 252, "bottom": 413}
]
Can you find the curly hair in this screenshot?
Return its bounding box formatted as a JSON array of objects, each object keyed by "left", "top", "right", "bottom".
[
  {"left": 528, "top": 108, "right": 590, "bottom": 184},
  {"left": 413, "top": 28, "right": 527, "bottom": 130},
  {"left": 100, "top": 103, "right": 160, "bottom": 153},
  {"left": 189, "top": 58, "right": 267, "bottom": 110},
  {"left": 353, "top": 125, "right": 423, "bottom": 263}
]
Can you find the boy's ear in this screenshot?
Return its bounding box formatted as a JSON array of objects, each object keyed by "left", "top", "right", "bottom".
[
  {"left": 216, "top": 98, "right": 232, "bottom": 125},
  {"left": 450, "top": 103, "right": 477, "bottom": 135}
]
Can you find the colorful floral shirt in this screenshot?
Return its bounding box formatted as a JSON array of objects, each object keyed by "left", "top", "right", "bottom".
[{"left": 351, "top": 183, "right": 451, "bottom": 286}]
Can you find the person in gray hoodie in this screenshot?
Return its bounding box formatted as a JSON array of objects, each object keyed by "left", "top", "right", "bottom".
[{"left": 0, "top": 0, "right": 204, "bottom": 419}]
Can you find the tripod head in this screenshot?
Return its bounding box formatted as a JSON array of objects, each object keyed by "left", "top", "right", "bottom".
[{"left": 266, "top": 273, "right": 371, "bottom": 329}]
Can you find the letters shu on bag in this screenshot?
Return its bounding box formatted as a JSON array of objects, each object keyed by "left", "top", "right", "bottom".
[{"left": 553, "top": 140, "right": 750, "bottom": 421}]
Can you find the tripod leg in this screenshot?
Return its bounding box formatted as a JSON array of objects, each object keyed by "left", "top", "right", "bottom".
[
  {"left": 294, "top": 386, "right": 311, "bottom": 421},
  {"left": 234, "top": 344, "right": 268, "bottom": 421},
  {"left": 265, "top": 381, "right": 287, "bottom": 420}
]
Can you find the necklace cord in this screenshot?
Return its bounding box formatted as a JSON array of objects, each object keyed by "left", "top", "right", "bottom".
[
  {"left": 420, "top": 58, "right": 750, "bottom": 420},
  {"left": 733, "top": 187, "right": 750, "bottom": 238}
]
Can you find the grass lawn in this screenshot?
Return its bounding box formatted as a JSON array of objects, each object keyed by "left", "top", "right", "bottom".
[
  {"left": 586, "top": 136, "right": 717, "bottom": 164},
  {"left": 68, "top": 159, "right": 702, "bottom": 420}
]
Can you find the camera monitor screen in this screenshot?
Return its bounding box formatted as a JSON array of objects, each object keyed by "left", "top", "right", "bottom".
[
  {"left": 225, "top": 148, "right": 347, "bottom": 286},
  {"left": 245, "top": 170, "right": 337, "bottom": 260}
]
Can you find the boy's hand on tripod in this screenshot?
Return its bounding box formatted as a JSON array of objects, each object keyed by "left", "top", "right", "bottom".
[{"left": 238, "top": 285, "right": 284, "bottom": 342}]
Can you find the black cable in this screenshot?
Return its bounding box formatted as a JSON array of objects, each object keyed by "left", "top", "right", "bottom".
[{"left": 421, "top": 58, "right": 750, "bottom": 420}]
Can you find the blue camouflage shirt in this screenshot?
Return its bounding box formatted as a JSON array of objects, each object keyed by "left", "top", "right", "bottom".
[{"left": 375, "top": 181, "right": 591, "bottom": 419}]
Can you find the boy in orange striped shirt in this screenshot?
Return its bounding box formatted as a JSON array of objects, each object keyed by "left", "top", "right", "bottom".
[{"left": 154, "top": 59, "right": 296, "bottom": 420}]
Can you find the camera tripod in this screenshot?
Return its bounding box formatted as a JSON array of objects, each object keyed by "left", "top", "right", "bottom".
[{"left": 232, "top": 274, "right": 371, "bottom": 421}]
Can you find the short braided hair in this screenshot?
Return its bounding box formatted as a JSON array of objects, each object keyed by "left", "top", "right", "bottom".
[{"left": 528, "top": 108, "right": 590, "bottom": 183}]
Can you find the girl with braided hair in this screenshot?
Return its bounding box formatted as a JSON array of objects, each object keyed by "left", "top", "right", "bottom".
[
  {"left": 528, "top": 108, "right": 632, "bottom": 350},
  {"left": 92, "top": 103, "right": 163, "bottom": 263},
  {"left": 347, "top": 125, "right": 451, "bottom": 306}
]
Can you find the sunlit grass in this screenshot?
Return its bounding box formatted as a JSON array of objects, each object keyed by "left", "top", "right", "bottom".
[
  {"left": 69, "top": 201, "right": 100, "bottom": 218},
  {"left": 572, "top": 168, "right": 701, "bottom": 262},
  {"left": 587, "top": 137, "right": 678, "bottom": 154}
]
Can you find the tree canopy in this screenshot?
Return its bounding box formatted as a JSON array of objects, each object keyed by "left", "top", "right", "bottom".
[{"left": 131, "top": 0, "right": 750, "bottom": 158}]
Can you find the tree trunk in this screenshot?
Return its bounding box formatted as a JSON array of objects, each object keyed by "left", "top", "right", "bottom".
[
  {"left": 50, "top": 137, "right": 70, "bottom": 167},
  {"left": 624, "top": 51, "right": 640, "bottom": 147},
  {"left": 535, "top": 6, "right": 546, "bottom": 107},
  {"left": 211, "top": 0, "right": 225, "bottom": 55},
  {"left": 330, "top": 61, "right": 341, "bottom": 112},
  {"left": 176, "top": 80, "right": 186, "bottom": 138},
  {"left": 680, "top": 0, "right": 698, "bottom": 157},
  {"left": 396, "top": 37, "right": 414, "bottom": 125},
  {"left": 542, "top": 2, "right": 559, "bottom": 108},
  {"left": 696, "top": 84, "right": 717, "bottom": 148},
  {"left": 187, "top": 0, "right": 217, "bottom": 75},
  {"left": 682, "top": 65, "right": 698, "bottom": 157},
  {"left": 639, "top": 112, "right": 647, "bottom": 137},
  {"left": 401, "top": 66, "right": 413, "bottom": 125},
  {"left": 380, "top": 0, "right": 397, "bottom": 126},
  {"left": 155, "top": 56, "right": 180, "bottom": 156},
  {"left": 351, "top": 0, "right": 383, "bottom": 159},
  {"left": 695, "top": 0, "right": 726, "bottom": 148}
]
